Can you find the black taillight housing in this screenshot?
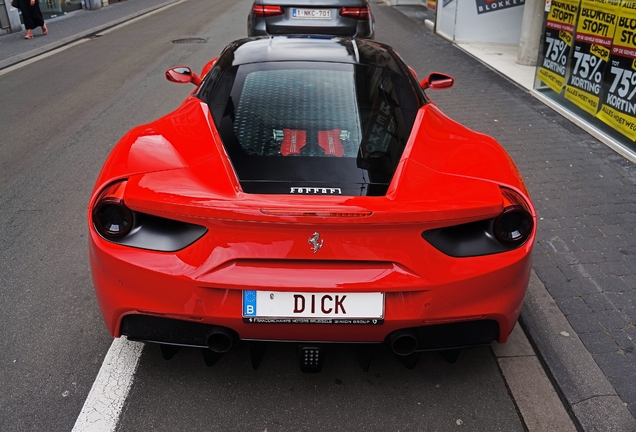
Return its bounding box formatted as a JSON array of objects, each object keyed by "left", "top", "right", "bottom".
[
  {"left": 493, "top": 187, "right": 533, "bottom": 245},
  {"left": 91, "top": 180, "right": 208, "bottom": 251},
  {"left": 421, "top": 186, "right": 534, "bottom": 257},
  {"left": 92, "top": 180, "right": 133, "bottom": 239}
]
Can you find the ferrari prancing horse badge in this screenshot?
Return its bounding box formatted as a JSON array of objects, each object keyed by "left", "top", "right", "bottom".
[{"left": 308, "top": 232, "right": 323, "bottom": 253}]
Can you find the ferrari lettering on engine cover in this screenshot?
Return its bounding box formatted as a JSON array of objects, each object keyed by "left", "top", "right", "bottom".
[{"left": 290, "top": 187, "right": 342, "bottom": 194}]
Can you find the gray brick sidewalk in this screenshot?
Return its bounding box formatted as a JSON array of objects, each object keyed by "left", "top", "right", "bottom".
[{"left": 379, "top": 4, "right": 636, "bottom": 425}]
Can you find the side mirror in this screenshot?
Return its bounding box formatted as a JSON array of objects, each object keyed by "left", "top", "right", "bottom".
[
  {"left": 420, "top": 72, "right": 454, "bottom": 90},
  {"left": 165, "top": 66, "right": 202, "bottom": 86}
]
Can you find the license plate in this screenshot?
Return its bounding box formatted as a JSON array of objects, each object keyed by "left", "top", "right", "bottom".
[
  {"left": 243, "top": 291, "right": 384, "bottom": 324},
  {"left": 292, "top": 8, "right": 331, "bottom": 19}
]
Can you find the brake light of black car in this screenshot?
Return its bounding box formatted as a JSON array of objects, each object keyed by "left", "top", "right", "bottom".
[
  {"left": 92, "top": 180, "right": 134, "bottom": 239},
  {"left": 493, "top": 187, "right": 533, "bottom": 245},
  {"left": 340, "top": 6, "right": 370, "bottom": 20},
  {"left": 252, "top": 4, "right": 284, "bottom": 17}
]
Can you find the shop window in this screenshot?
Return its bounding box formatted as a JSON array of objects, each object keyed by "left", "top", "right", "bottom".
[{"left": 534, "top": 0, "right": 636, "bottom": 155}]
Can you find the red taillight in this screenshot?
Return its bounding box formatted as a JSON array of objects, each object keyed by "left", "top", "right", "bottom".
[
  {"left": 339, "top": 6, "right": 370, "bottom": 20},
  {"left": 252, "top": 4, "right": 284, "bottom": 17},
  {"left": 494, "top": 187, "right": 534, "bottom": 245},
  {"left": 500, "top": 187, "right": 531, "bottom": 212},
  {"left": 92, "top": 180, "right": 134, "bottom": 239}
]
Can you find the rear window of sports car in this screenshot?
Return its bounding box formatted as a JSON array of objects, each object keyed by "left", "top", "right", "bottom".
[{"left": 198, "top": 61, "right": 420, "bottom": 196}]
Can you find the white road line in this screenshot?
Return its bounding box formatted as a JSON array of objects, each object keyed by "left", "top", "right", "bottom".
[
  {"left": 72, "top": 337, "right": 144, "bottom": 432},
  {"left": 0, "top": 39, "right": 88, "bottom": 77}
]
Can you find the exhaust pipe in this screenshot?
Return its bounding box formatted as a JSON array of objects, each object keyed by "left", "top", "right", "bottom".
[
  {"left": 206, "top": 326, "right": 239, "bottom": 353},
  {"left": 389, "top": 329, "right": 418, "bottom": 356}
]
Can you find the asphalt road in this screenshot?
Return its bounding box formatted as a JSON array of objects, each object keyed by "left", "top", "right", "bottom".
[{"left": 0, "top": 1, "right": 564, "bottom": 430}]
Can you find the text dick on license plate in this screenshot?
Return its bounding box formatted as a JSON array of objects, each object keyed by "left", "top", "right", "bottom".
[{"left": 243, "top": 290, "right": 384, "bottom": 324}]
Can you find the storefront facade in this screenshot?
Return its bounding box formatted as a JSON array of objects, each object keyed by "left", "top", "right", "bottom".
[
  {"left": 1, "top": 0, "right": 101, "bottom": 35},
  {"left": 424, "top": 0, "right": 636, "bottom": 161},
  {"left": 435, "top": 0, "right": 526, "bottom": 43},
  {"left": 40, "top": 0, "right": 83, "bottom": 20},
  {"left": 1, "top": 0, "right": 21, "bottom": 34},
  {"left": 534, "top": 0, "right": 636, "bottom": 157}
]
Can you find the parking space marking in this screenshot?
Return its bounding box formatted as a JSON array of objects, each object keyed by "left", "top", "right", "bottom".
[{"left": 72, "top": 337, "right": 144, "bottom": 432}]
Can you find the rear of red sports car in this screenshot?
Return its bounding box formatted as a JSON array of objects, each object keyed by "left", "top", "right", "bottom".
[{"left": 89, "top": 37, "right": 535, "bottom": 372}]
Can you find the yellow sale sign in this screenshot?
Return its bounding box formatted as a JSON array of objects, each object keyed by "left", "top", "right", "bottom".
[
  {"left": 537, "top": 0, "right": 582, "bottom": 93},
  {"left": 596, "top": 1, "right": 636, "bottom": 140}
]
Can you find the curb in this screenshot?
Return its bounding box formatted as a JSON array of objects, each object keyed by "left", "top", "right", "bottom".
[
  {"left": 0, "top": 0, "right": 180, "bottom": 71},
  {"left": 520, "top": 271, "right": 636, "bottom": 431},
  {"left": 492, "top": 324, "right": 577, "bottom": 431}
]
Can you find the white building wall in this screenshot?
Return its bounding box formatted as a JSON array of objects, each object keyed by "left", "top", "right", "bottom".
[{"left": 437, "top": 0, "right": 525, "bottom": 45}]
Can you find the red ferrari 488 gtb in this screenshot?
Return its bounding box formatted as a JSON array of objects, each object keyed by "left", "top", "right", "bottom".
[{"left": 89, "top": 36, "right": 535, "bottom": 372}]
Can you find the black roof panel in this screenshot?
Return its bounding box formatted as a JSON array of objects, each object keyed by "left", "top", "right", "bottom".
[{"left": 222, "top": 36, "right": 400, "bottom": 70}]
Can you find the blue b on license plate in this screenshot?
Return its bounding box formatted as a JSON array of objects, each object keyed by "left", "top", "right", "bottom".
[{"left": 243, "top": 290, "right": 384, "bottom": 324}]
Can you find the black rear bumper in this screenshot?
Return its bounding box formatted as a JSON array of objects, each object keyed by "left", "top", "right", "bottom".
[{"left": 120, "top": 314, "right": 500, "bottom": 351}]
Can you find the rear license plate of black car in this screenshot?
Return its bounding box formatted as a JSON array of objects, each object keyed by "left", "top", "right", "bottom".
[{"left": 292, "top": 8, "right": 331, "bottom": 19}]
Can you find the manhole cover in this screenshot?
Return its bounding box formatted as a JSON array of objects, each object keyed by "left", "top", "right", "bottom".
[{"left": 172, "top": 38, "right": 207, "bottom": 44}]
